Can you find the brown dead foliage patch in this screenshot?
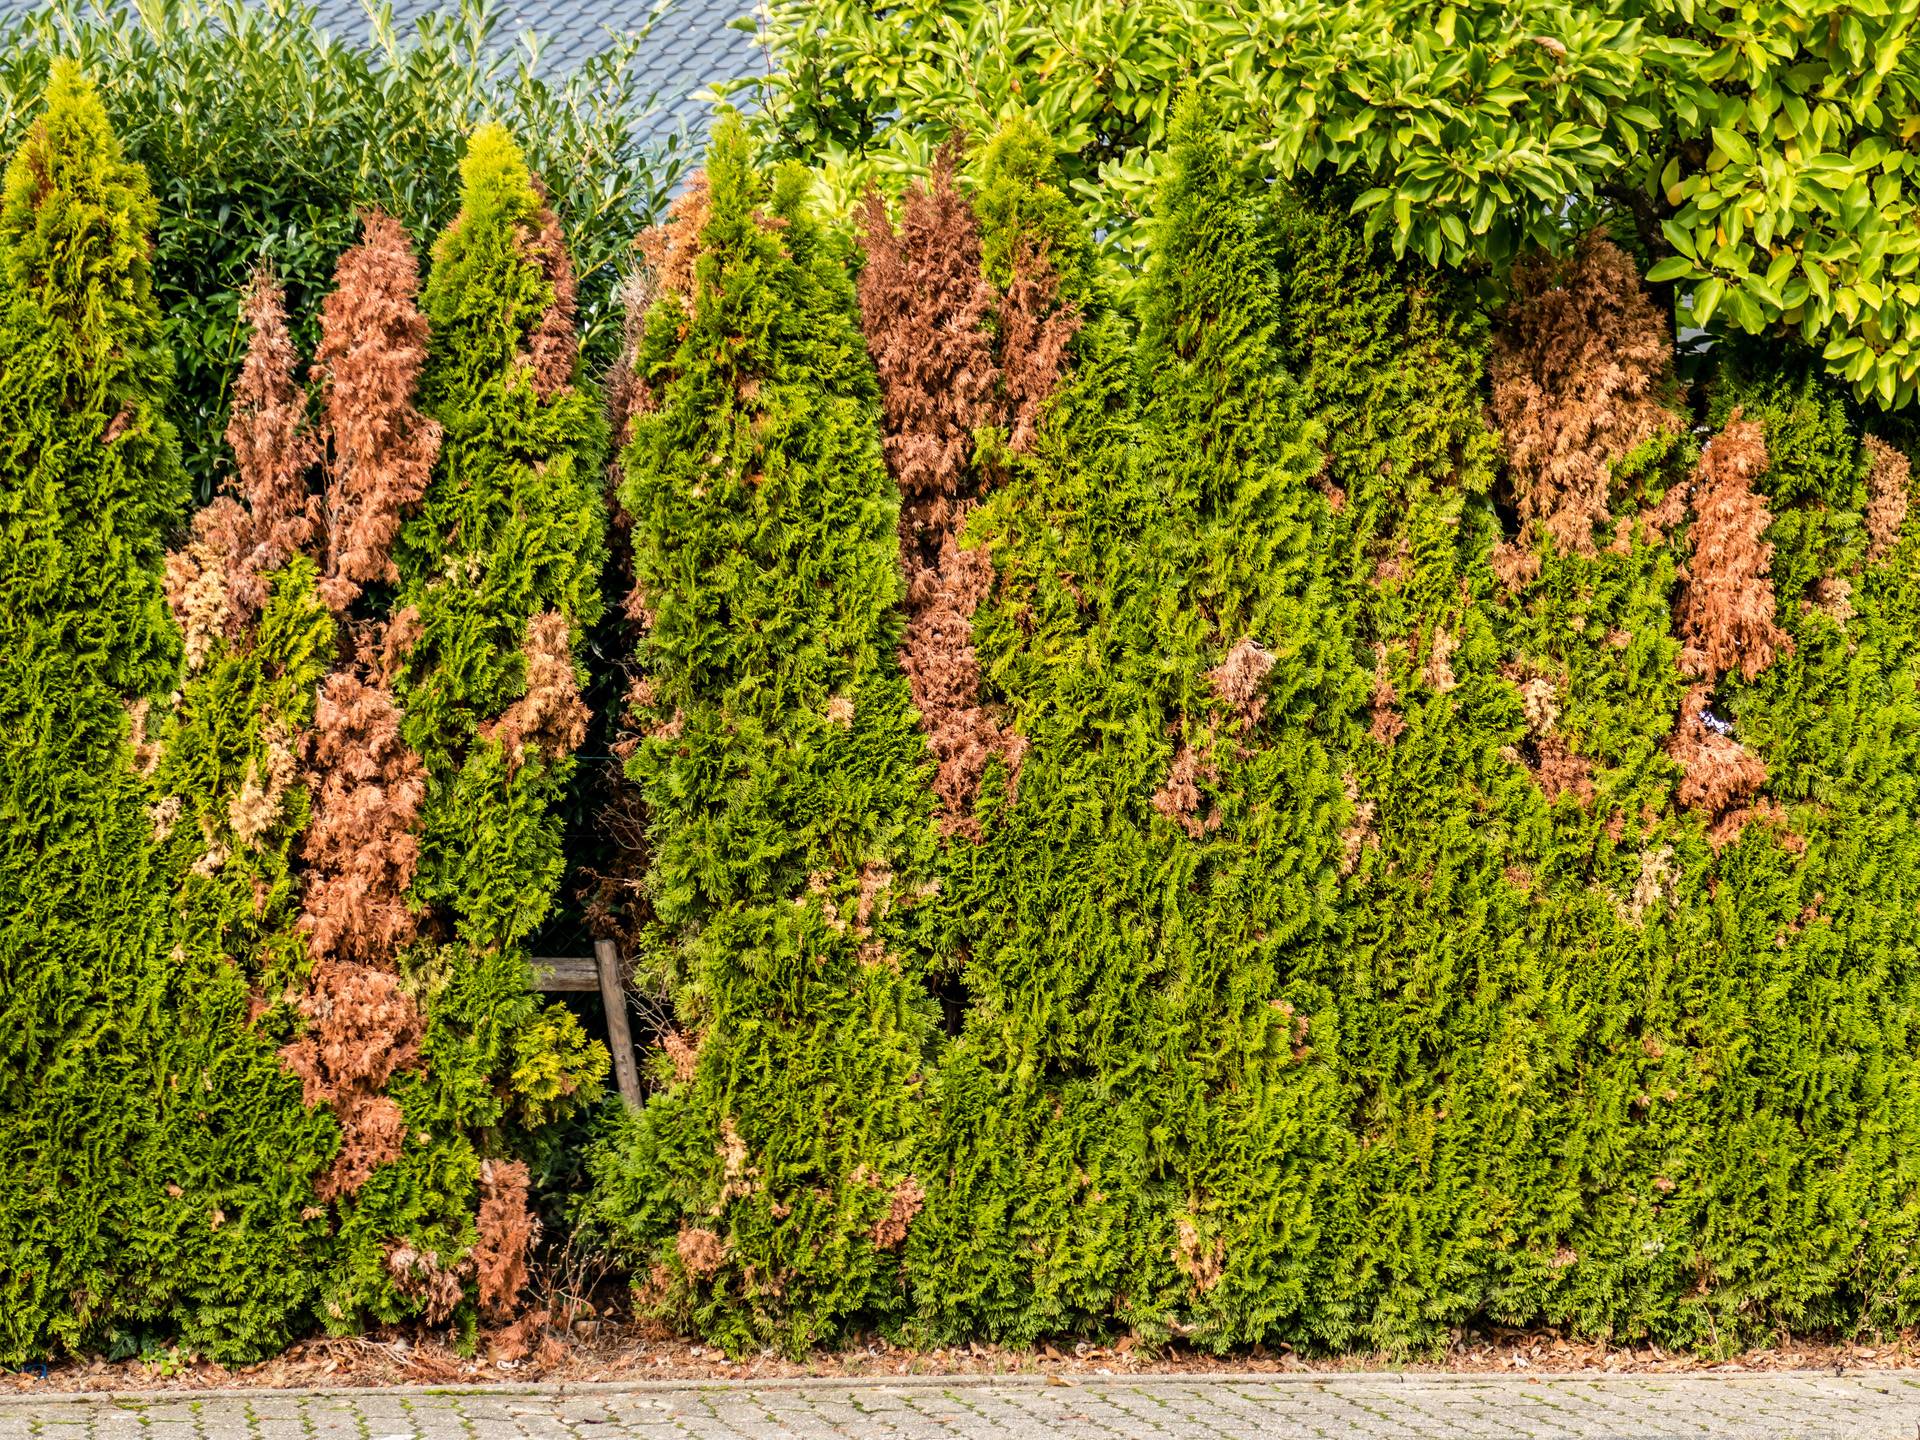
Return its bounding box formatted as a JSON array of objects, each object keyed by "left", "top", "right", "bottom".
[
  {"left": 1488, "top": 540, "right": 1543, "bottom": 591},
  {"left": 605, "top": 271, "right": 660, "bottom": 452},
  {"left": 635, "top": 171, "right": 710, "bottom": 303},
  {"left": 518, "top": 180, "right": 580, "bottom": 400},
  {"left": 1676, "top": 413, "right": 1790, "bottom": 684},
  {"left": 1368, "top": 644, "right": 1405, "bottom": 746},
  {"left": 676, "top": 1226, "right": 728, "bottom": 1278},
  {"left": 299, "top": 653, "right": 427, "bottom": 967},
  {"left": 1666, "top": 683, "right": 1773, "bottom": 849},
  {"left": 661, "top": 1028, "right": 700, "bottom": 1083},
  {"left": 1153, "top": 743, "right": 1221, "bottom": 840},
  {"left": 309, "top": 209, "right": 441, "bottom": 614},
  {"left": 384, "top": 1241, "right": 467, "bottom": 1326},
  {"left": 281, "top": 960, "right": 424, "bottom": 1199},
  {"left": 481, "top": 610, "right": 590, "bottom": 770},
  {"left": 1489, "top": 231, "right": 1681, "bottom": 556},
  {"left": 1866, "top": 435, "right": 1912, "bottom": 563},
  {"left": 1209, "top": 637, "right": 1276, "bottom": 734},
  {"left": 856, "top": 136, "right": 1023, "bottom": 836},
  {"left": 164, "top": 504, "right": 245, "bottom": 670},
  {"left": 474, "top": 1158, "right": 540, "bottom": 1323},
  {"left": 870, "top": 1175, "right": 925, "bottom": 1250},
  {"left": 221, "top": 266, "right": 319, "bottom": 622},
  {"left": 1174, "top": 1218, "right": 1225, "bottom": 1294},
  {"left": 1533, "top": 735, "right": 1595, "bottom": 806},
  {"left": 997, "top": 236, "right": 1081, "bottom": 455}
]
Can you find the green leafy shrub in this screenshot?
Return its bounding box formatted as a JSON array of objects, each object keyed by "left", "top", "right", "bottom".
[{"left": 738, "top": 0, "right": 1920, "bottom": 404}]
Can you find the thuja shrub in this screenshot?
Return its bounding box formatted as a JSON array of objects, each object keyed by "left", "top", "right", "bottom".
[
  {"left": 0, "top": 62, "right": 334, "bottom": 1366},
  {"left": 1292, "top": 221, "right": 1920, "bottom": 1348},
  {"left": 327, "top": 124, "right": 613, "bottom": 1332},
  {"left": 583, "top": 116, "right": 941, "bottom": 1355},
  {"left": 1, "top": 85, "right": 612, "bottom": 1357},
  {"left": 902, "top": 99, "right": 1356, "bottom": 1348}
]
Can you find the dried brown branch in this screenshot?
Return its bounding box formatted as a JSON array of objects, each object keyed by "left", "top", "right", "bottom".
[
  {"left": 309, "top": 209, "right": 441, "bottom": 613},
  {"left": 1675, "top": 413, "right": 1790, "bottom": 684},
  {"left": 1490, "top": 231, "right": 1681, "bottom": 555}
]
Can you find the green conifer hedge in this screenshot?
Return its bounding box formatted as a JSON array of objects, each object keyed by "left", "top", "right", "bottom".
[
  {"left": 587, "top": 97, "right": 1920, "bottom": 1358},
  {"left": 11, "top": 39, "right": 1920, "bottom": 1368},
  {"left": 1, "top": 74, "right": 610, "bottom": 1367}
]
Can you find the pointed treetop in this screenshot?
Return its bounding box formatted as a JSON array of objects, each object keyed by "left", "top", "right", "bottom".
[
  {"left": 975, "top": 112, "right": 1089, "bottom": 305},
  {"left": 1138, "top": 92, "right": 1272, "bottom": 371},
  {"left": 1, "top": 58, "right": 158, "bottom": 338},
  {"left": 424, "top": 120, "right": 569, "bottom": 387},
  {"left": 452, "top": 121, "right": 540, "bottom": 239}
]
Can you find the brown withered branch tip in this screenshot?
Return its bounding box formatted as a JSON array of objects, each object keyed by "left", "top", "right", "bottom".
[
  {"left": 635, "top": 171, "right": 710, "bottom": 305},
  {"left": 384, "top": 1241, "right": 468, "bottom": 1325},
  {"left": 856, "top": 136, "right": 1023, "bottom": 837},
  {"left": 281, "top": 959, "right": 424, "bottom": 1199},
  {"left": 676, "top": 1225, "right": 729, "bottom": 1277},
  {"left": 661, "top": 1028, "right": 700, "bottom": 1083},
  {"left": 310, "top": 208, "right": 441, "bottom": 614},
  {"left": 165, "top": 268, "right": 315, "bottom": 665},
  {"left": 518, "top": 178, "right": 580, "bottom": 401},
  {"left": 474, "top": 1158, "right": 541, "bottom": 1323},
  {"left": 1489, "top": 230, "right": 1681, "bottom": 558},
  {"left": 1865, "top": 435, "right": 1912, "bottom": 563},
  {"left": 608, "top": 176, "right": 712, "bottom": 548},
  {"left": 163, "top": 501, "right": 244, "bottom": 671},
  {"left": 222, "top": 266, "right": 318, "bottom": 619},
  {"left": 1153, "top": 742, "right": 1222, "bottom": 839},
  {"left": 1208, "top": 637, "right": 1276, "bottom": 733},
  {"left": 1676, "top": 413, "right": 1790, "bottom": 685},
  {"left": 997, "top": 236, "right": 1082, "bottom": 455},
  {"left": 870, "top": 1175, "right": 925, "bottom": 1249},
  {"left": 479, "top": 610, "right": 590, "bottom": 773},
  {"left": 1367, "top": 644, "right": 1406, "bottom": 746},
  {"left": 1666, "top": 682, "right": 1780, "bottom": 849},
  {"left": 298, "top": 636, "right": 427, "bottom": 967}
]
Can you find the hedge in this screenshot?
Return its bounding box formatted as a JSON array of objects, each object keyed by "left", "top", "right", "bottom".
[
  {"left": 585, "top": 99, "right": 1920, "bottom": 1357},
  {"left": 11, "top": 22, "right": 1920, "bottom": 1369},
  {"left": 0, "top": 69, "right": 607, "bottom": 1365}
]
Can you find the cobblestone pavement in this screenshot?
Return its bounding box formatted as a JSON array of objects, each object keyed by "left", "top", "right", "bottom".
[{"left": 6, "top": 1376, "right": 1920, "bottom": 1440}]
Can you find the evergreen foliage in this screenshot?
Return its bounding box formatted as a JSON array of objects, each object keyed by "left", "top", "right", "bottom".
[
  {"left": 0, "top": 61, "right": 328, "bottom": 1365},
  {"left": 335, "top": 121, "right": 615, "bottom": 1329},
  {"left": 585, "top": 116, "right": 941, "bottom": 1355},
  {"left": 1, "top": 80, "right": 612, "bottom": 1362},
  {"left": 399, "top": 124, "right": 608, "bottom": 952},
  {"left": 590, "top": 96, "right": 1920, "bottom": 1358}
]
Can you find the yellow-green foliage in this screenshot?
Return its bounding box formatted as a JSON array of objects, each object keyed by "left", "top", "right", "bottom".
[
  {"left": 0, "top": 64, "right": 332, "bottom": 1364},
  {"left": 398, "top": 122, "right": 608, "bottom": 950}
]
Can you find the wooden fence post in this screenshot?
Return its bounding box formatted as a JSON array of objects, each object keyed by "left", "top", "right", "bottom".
[{"left": 595, "top": 937, "right": 643, "bottom": 1112}]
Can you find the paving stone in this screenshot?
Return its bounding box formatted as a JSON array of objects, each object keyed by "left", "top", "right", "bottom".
[{"left": 12, "top": 1378, "right": 1920, "bottom": 1440}]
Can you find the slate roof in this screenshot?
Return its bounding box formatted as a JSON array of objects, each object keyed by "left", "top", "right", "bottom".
[{"left": 0, "top": 0, "right": 766, "bottom": 144}]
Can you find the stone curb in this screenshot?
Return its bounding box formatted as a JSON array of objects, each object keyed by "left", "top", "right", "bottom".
[{"left": 0, "top": 1368, "right": 1908, "bottom": 1405}]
